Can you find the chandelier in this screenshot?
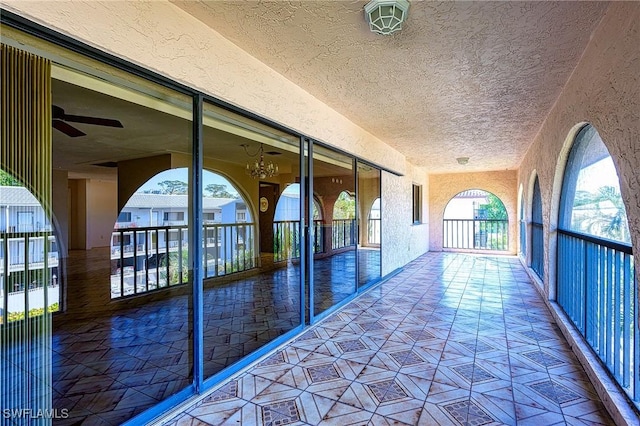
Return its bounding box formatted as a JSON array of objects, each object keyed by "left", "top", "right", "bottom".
[{"left": 242, "top": 143, "right": 279, "bottom": 179}]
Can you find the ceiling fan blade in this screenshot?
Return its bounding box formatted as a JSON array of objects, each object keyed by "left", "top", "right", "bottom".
[
  {"left": 53, "top": 119, "right": 86, "bottom": 137},
  {"left": 63, "top": 114, "right": 124, "bottom": 128}
]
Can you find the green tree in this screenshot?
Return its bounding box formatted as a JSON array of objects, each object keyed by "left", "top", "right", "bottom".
[
  {"left": 333, "top": 191, "right": 355, "bottom": 219},
  {"left": 205, "top": 183, "right": 236, "bottom": 198},
  {"left": 479, "top": 193, "right": 507, "bottom": 219},
  {"left": 572, "top": 186, "right": 629, "bottom": 243},
  {"left": 0, "top": 169, "right": 21, "bottom": 186},
  {"left": 158, "top": 180, "right": 188, "bottom": 194}
]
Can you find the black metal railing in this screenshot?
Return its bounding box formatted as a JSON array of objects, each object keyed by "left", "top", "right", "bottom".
[
  {"left": 557, "top": 229, "right": 638, "bottom": 407},
  {"left": 368, "top": 218, "right": 381, "bottom": 244},
  {"left": 443, "top": 219, "right": 508, "bottom": 251},
  {"left": 332, "top": 219, "right": 356, "bottom": 250},
  {"left": 273, "top": 220, "right": 324, "bottom": 262},
  {"left": 110, "top": 223, "right": 255, "bottom": 299},
  {"left": 1, "top": 231, "right": 59, "bottom": 324}
]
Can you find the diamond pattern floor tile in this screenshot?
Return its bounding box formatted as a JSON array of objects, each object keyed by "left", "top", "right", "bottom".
[{"left": 40, "top": 252, "right": 614, "bottom": 425}]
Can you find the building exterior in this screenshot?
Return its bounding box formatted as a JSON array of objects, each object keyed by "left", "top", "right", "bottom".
[
  {"left": 0, "top": 2, "right": 638, "bottom": 425},
  {"left": 0, "top": 186, "right": 59, "bottom": 322}
]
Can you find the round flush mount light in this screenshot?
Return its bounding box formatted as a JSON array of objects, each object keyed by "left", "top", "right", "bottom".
[
  {"left": 364, "top": 0, "right": 410, "bottom": 35},
  {"left": 456, "top": 157, "right": 470, "bottom": 165}
]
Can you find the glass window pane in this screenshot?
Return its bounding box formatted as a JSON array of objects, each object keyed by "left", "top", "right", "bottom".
[
  {"left": 48, "top": 63, "right": 194, "bottom": 422},
  {"left": 313, "top": 144, "right": 356, "bottom": 317},
  {"left": 357, "top": 161, "right": 381, "bottom": 288},
  {"left": 201, "top": 101, "right": 301, "bottom": 379}
]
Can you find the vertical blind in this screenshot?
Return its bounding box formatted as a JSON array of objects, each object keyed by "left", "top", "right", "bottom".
[{"left": 1, "top": 43, "right": 53, "bottom": 421}]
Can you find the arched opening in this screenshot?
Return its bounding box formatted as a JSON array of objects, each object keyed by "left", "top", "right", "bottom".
[
  {"left": 332, "top": 190, "right": 356, "bottom": 250},
  {"left": 531, "top": 176, "right": 543, "bottom": 280},
  {"left": 443, "top": 189, "right": 508, "bottom": 251},
  {"left": 518, "top": 184, "right": 526, "bottom": 258},
  {"left": 357, "top": 161, "right": 381, "bottom": 289},
  {"left": 110, "top": 167, "right": 253, "bottom": 298},
  {"left": 0, "top": 169, "right": 60, "bottom": 323},
  {"left": 272, "top": 183, "right": 322, "bottom": 261},
  {"left": 556, "top": 124, "right": 637, "bottom": 405},
  {"left": 368, "top": 197, "right": 381, "bottom": 245}
]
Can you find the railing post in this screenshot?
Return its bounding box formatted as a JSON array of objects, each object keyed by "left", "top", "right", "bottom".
[
  {"left": 23, "top": 232, "right": 29, "bottom": 320},
  {"left": 2, "top": 235, "right": 8, "bottom": 324},
  {"left": 43, "top": 233, "right": 49, "bottom": 314}
]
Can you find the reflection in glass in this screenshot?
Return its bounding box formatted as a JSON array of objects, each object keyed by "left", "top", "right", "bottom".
[
  {"left": 49, "top": 71, "right": 194, "bottom": 423},
  {"left": 312, "top": 145, "right": 356, "bottom": 317},
  {"left": 202, "top": 102, "right": 301, "bottom": 379},
  {"left": 357, "top": 162, "right": 381, "bottom": 288},
  {"left": 0, "top": 174, "right": 60, "bottom": 324}
]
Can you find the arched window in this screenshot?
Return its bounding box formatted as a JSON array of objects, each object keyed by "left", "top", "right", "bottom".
[
  {"left": 531, "top": 177, "right": 543, "bottom": 279},
  {"left": 0, "top": 169, "right": 60, "bottom": 323},
  {"left": 443, "top": 189, "right": 508, "bottom": 251},
  {"left": 110, "top": 168, "right": 253, "bottom": 298},
  {"left": 557, "top": 124, "right": 637, "bottom": 405},
  {"left": 519, "top": 189, "right": 526, "bottom": 257}
]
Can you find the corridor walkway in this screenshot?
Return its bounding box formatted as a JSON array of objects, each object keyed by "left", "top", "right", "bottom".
[{"left": 163, "top": 253, "right": 613, "bottom": 425}]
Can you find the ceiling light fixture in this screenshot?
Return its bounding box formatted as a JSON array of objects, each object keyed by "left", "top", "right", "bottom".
[
  {"left": 456, "top": 157, "right": 470, "bottom": 165},
  {"left": 242, "top": 143, "right": 279, "bottom": 179},
  {"left": 364, "top": 0, "right": 410, "bottom": 35}
]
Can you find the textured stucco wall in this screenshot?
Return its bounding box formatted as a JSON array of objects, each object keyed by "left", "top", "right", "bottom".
[
  {"left": 429, "top": 171, "right": 518, "bottom": 253},
  {"left": 517, "top": 2, "right": 640, "bottom": 299},
  {"left": 382, "top": 166, "right": 429, "bottom": 275},
  {"left": 1, "top": 0, "right": 406, "bottom": 174}
]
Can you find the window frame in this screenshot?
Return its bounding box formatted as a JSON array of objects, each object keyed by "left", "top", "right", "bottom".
[{"left": 412, "top": 184, "right": 422, "bottom": 224}]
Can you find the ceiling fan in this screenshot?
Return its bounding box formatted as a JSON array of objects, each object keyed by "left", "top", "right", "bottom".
[{"left": 52, "top": 105, "right": 124, "bottom": 137}]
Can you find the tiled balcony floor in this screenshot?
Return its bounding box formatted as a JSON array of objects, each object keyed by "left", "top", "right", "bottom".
[
  {"left": 46, "top": 248, "right": 379, "bottom": 424},
  {"left": 163, "top": 253, "right": 613, "bottom": 426}
]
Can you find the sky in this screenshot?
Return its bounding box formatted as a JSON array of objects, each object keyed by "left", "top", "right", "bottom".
[{"left": 576, "top": 157, "right": 621, "bottom": 192}]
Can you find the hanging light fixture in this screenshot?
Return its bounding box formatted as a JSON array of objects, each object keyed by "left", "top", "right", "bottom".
[
  {"left": 364, "top": 0, "right": 410, "bottom": 35},
  {"left": 241, "top": 143, "right": 279, "bottom": 179}
]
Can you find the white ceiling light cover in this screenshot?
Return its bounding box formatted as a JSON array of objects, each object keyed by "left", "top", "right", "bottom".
[{"left": 364, "top": 0, "right": 410, "bottom": 35}]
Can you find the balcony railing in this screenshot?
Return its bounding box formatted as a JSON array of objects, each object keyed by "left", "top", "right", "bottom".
[
  {"left": 273, "top": 220, "right": 324, "bottom": 262},
  {"left": 332, "top": 219, "right": 356, "bottom": 250},
  {"left": 204, "top": 223, "right": 254, "bottom": 278},
  {"left": 557, "top": 229, "right": 638, "bottom": 407},
  {"left": 443, "top": 219, "right": 508, "bottom": 251},
  {"left": 531, "top": 222, "right": 544, "bottom": 279},
  {"left": 368, "top": 218, "right": 381, "bottom": 245},
  {"left": 1, "top": 231, "right": 60, "bottom": 324},
  {"left": 110, "top": 223, "right": 255, "bottom": 299},
  {"left": 519, "top": 219, "right": 526, "bottom": 256}
]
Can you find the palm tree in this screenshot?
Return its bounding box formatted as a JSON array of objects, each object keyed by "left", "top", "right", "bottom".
[{"left": 572, "top": 186, "right": 630, "bottom": 243}]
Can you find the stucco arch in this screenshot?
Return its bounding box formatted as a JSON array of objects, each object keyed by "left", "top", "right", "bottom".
[
  {"left": 429, "top": 170, "right": 517, "bottom": 253},
  {"left": 550, "top": 122, "right": 635, "bottom": 299},
  {"left": 548, "top": 122, "right": 591, "bottom": 299},
  {"left": 517, "top": 183, "right": 524, "bottom": 257},
  {"left": 523, "top": 169, "right": 539, "bottom": 268}
]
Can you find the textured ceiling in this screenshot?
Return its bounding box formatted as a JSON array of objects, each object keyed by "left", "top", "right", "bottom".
[{"left": 173, "top": 1, "right": 609, "bottom": 173}]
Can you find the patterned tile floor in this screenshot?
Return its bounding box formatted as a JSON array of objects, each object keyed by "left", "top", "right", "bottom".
[
  {"left": 163, "top": 253, "right": 614, "bottom": 426},
  {"left": 42, "top": 248, "right": 380, "bottom": 424}
]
